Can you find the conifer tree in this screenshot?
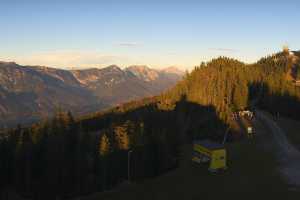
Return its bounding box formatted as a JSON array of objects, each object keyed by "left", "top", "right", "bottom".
[
  {"left": 114, "top": 124, "right": 130, "bottom": 150},
  {"left": 99, "top": 133, "right": 110, "bottom": 156}
]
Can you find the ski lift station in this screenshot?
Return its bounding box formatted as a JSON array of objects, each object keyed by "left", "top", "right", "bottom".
[{"left": 192, "top": 140, "right": 227, "bottom": 172}]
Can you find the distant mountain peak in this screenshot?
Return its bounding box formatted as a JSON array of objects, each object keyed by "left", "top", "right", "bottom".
[
  {"left": 125, "top": 65, "right": 159, "bottom": 82},
  {"left": 105, "top": 65, "right": 122, "bottom": 71},
  {"left": 127, "top": 65, "right": 150, "bottom": 70},
  {"left": 161, "top": 66, "right": 184, "bottom": 76},
  {"left": 0, "top": 61, "right": 183, "bottom": 126},
  {"left": 0, "top": 61, "right": 18, "bottom": 67}
]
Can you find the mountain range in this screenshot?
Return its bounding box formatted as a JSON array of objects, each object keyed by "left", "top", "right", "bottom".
[{"left": 0, "top": 62, "right": 183, "bottom": 127}]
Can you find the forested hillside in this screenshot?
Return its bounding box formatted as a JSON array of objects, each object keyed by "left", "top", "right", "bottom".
[
  {"left": 1, "top": 50, "right": 300, "bottom": 199},
  {"left": 160, "top": 49, "right": 300, "bottom": 121}
]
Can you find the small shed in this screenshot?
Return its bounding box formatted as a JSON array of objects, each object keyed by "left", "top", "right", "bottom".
[
  {"left": 247, "top": 127, "right": 254, "bottom": 138},
  {"left": 192, "top": 140, "right": 227, "bottom": 172}
]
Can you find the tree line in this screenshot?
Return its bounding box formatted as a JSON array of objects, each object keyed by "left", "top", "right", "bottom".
[{"left": 0, "top": 105, "right": 184, "bottom": 199}]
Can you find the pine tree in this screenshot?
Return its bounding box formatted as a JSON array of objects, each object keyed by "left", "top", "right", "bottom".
[
  {"left": 99, "top": 133, "right": 110, "bottom": 156},
  {"left": 114, "top": 124, "right": 130, "bottom": 151}
]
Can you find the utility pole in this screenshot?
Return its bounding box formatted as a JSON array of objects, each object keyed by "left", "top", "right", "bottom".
[
  {"left": 222, "top": 128, "right": 230, "bottom": 145},
  {"left": 128, "top": 150, "right": 133, "bottom": 182}
]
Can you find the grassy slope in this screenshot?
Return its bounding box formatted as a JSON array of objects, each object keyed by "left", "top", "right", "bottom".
[
  {"left": 5, "top": 116, "right": 299, "bottom": 200},
  {"left": 79, "top": 125, "right": 298, "bottom": 200}
]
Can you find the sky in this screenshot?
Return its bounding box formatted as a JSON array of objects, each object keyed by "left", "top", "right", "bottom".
[{"left": 0, "top": 0, "right": 300, "bottom": 70}]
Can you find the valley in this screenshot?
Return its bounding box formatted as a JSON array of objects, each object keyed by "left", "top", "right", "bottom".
[{"left": 0, "top": 62, "right": 183, "bottom": 127}]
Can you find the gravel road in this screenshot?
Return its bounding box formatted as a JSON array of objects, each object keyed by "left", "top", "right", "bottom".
[{"left": 256, "top": 110, "right": 300, "bottom": 187}]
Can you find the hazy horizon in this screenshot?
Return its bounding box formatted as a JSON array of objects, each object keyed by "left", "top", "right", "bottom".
[{"left": 1, "top": 0, "right": 299, "bottom": 70}]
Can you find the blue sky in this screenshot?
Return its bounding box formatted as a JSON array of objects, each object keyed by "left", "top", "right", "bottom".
[{"left": 0, "top": 0, "right": 299, "bottom": 69}]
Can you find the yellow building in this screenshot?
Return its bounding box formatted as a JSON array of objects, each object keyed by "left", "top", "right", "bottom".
[{"left": 192, "top": 140, "right": 227, "bottom": 172}]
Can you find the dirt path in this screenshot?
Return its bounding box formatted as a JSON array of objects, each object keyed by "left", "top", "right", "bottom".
[{"left": 256, "top": 110, "right": 300, "bottom": 188}]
